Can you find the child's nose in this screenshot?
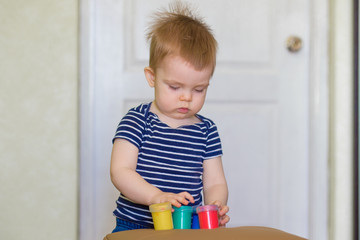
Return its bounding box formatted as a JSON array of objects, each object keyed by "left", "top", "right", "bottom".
[{"left": 180, "top": 91, "right": 192, "bottom": 101}]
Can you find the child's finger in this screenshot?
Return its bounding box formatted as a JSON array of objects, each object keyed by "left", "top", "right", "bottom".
[
  {"left": 219, "top": 215, "right": 230, "bottom": 226},
  {"left": 169, "top": 194, "right": 189, "bottom": 206},
  {"left": 218, "top": 205, "right": 229, "bottom": 216},
  {"left": 169, "top": 198, "right": 182, "bottom": 208},
  {"left": 178, "top": 192, "right": 195, "bottom": 203},
  {"left": 211, "top": 200, "right": 222, "bottom": 208}
]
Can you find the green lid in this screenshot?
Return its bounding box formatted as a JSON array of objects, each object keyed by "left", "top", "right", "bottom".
[{"left": 172, "top": 205, "right": 193, "bottom": 212}]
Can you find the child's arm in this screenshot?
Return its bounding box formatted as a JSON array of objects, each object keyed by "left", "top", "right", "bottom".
[
  {"left": 202, "top": 156, "right": 230, "bottom": 226},
  {"left": 110, "top": 138, "right": 194, "bottom": 207}
]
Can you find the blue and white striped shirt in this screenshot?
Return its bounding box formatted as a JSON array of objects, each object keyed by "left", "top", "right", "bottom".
[{"left": 112, "top": 102, "right": 223, "bottom": 227}]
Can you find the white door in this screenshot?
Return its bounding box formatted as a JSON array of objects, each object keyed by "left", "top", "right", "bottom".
[{"left": 80, "top": 0, "right": 324, "bottom": 240}]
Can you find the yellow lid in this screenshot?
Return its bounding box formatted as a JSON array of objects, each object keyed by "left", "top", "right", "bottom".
[{"left": 149, "top": 202, "right": 172, "bottom": 212}]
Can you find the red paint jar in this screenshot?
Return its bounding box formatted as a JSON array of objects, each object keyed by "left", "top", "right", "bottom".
[{"left": 196, "top": 205, "right": 219, "bottom": 229}]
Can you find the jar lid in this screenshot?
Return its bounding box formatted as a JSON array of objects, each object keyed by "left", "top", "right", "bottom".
[
  {"left": 196, "top": 205, "right": 218, "bottom": 213},
  {"left": 172, "top": 205, "right": 193, "bottom": 212},
  {"left": 149, "top": 202, "right": 172, "bottom": 212}
]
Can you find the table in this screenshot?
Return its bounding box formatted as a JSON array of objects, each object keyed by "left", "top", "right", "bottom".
[{"left": 104, "top": 226, "right": 307, "bottom": 240}]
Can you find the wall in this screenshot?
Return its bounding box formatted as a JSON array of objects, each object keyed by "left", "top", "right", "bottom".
[
  {"left": 0, "top": 1, "right": 78, "bottom": 240},
  {"left": 329, "top": 0, "right": 355, "bottom": 239}
]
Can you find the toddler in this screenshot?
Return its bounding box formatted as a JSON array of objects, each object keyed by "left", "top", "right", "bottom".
[{"left": 110, "top": 0, "right": 229, "bottom": 232}]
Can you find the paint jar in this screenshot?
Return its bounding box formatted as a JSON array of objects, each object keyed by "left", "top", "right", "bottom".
[
  {"left": 191, "top": 207, "right": 200, "bottom": 229},
  {"left": 172, "top": 206, "right": 193, "bottom": 229},
  {"left": 196, "top": 205, "right": 219, "bottom": 229},
  {"left": 149, "top": 202, "right": 173, "bottom": 230}
]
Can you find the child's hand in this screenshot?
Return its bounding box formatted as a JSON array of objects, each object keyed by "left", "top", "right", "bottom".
[
  {"left": 151, "top": 191, "right": 195, "bottom": 208},
  {"left": 211, "top": 200, "right": 230, "bottom": 226}
]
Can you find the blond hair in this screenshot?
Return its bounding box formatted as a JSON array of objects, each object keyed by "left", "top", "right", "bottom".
[{"left": 146, "top": 1, "right": 218, "bottom": 75}]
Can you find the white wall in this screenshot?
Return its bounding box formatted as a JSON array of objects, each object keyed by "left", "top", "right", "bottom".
[{"left": 0, "top": 1, "right": 78, "bottom": 240}]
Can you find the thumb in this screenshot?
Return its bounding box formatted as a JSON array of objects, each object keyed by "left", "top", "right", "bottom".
[{"left": 211, "top": 200, "right": 222, "bottom": 208}]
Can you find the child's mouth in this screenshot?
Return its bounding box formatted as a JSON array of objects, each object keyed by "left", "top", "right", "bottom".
[{"left": 178, "top": 108, "right": 189, "bottom": 114}]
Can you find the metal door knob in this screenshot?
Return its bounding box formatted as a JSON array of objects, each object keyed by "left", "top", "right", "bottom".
[{"left": 286, "top": 36, "right": 302, "bottom": 52}]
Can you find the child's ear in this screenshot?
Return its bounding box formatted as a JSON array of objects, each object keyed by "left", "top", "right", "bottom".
[{"left": 144, "top": 67, "right": 155, "bottom": 87}]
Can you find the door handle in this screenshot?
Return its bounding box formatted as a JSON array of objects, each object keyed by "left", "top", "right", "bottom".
[{"left": 286, "top": 36, "right": 302, "bottom": 52}]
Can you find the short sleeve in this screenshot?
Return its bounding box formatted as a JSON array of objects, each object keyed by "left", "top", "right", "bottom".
[
  {"left": 204, "top": 121, "right": 223, "bottom": 160},
  {"left": 112, "top": 107, "right": 146, "bottom": 149}
]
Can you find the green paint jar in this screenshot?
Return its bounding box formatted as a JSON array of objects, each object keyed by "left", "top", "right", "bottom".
[{"left": 172, "top": 206, "right": 193, "bottom": 229}]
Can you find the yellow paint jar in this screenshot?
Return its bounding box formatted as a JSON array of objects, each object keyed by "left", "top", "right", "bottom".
[{"left": 149, "top": 202, "right": 173, "bottom": 230}]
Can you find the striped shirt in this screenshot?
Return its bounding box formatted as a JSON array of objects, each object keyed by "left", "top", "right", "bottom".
[{"left": 112, "top": 102, "right": 223, "bottom": 228}]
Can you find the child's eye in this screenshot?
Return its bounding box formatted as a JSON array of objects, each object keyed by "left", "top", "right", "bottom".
[
  {"left": 195, "top": 88, "right": 204, "bottom": 93},
  {"left": 169, "top": 85, "right": 179, "bottom": 90}
]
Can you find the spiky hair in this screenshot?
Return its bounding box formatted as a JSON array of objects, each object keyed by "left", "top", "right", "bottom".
[{"left": 146, "top": 0, "right": 217, "bottom": 75}]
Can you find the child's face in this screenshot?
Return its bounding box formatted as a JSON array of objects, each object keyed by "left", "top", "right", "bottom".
[{"left": 145, "top": 55, "right": 212, "bottom": 123}]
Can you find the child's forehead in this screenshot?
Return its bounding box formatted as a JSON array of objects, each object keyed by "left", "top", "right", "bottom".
[{"left": 156, "top": 55, "right": 212, "bottom": 83}]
